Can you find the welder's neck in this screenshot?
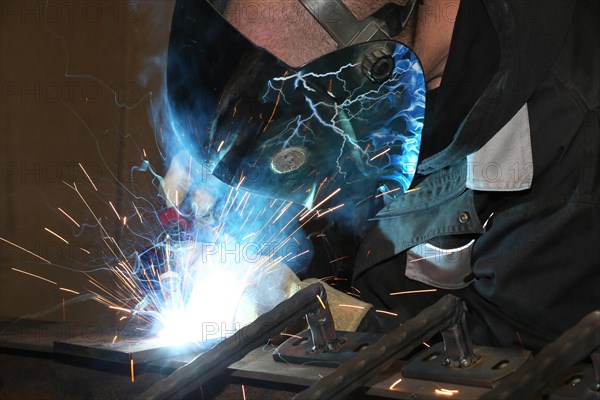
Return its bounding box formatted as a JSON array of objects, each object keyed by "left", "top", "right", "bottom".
[{"left": 397, "top": 0, "right": 460, "bottom": 90}]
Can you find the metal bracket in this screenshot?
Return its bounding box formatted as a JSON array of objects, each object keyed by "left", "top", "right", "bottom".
[
  {"left": 305, "top": 299, "right": 339, "bottom": 352},
  {"left": 403, "top": 304, "right": 530, "bottom": 387},
  {"left": 402, "top": 342, "right": 531, "bottom": 388},
  {"left": 440, "top": 306, "right": 481, "bottom": 368},
  {"left": 273, "top": 329, "right": 383, "bottom": 367},
  {"left": 546, "top": 363, "right": 600, "bottom": 400}
]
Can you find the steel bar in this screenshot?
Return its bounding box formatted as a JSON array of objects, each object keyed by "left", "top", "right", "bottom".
[
  {"left": 134, "top": 282, "right": 328, "bottom": 400},
  {"left": 481, "top": 310, "right": 600, "bottom": 400},
  {"left": 293, "top": 294, "right": 464, "bottom": 400}
]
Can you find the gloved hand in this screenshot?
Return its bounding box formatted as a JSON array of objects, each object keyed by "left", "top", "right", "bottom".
[
  {"left": 161, "top": 150, "right": 221, "bottom": 217},
  {"left": 159, "top": 152, "right": 373, "bottom": 333}
]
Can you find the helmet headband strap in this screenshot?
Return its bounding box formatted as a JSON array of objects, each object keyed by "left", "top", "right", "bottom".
[{"left": 298, "top": 0, "right": 418, "bottom": 48}]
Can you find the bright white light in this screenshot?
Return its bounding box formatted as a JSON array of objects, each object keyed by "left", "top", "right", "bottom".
[{"left": 157, "top": 268, "right": 246, "bottom": 346}]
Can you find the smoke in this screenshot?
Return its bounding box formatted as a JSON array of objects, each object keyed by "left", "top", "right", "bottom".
[
  {"left": 128, "top": 0, "right": 315, "bottom": 345},
  {"left": 130, "top": 0, "right": 425, "bottom": 346}
]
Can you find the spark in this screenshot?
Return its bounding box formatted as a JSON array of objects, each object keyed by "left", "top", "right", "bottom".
[
  {"left": 130, "top": 358, "right": 135, "bottom": 383},
  {"left": 316, "top": 294, "right": 326, "bottom": 309},
  {"left": 235, "top": 192, "right": 250, "bottom": 212},
  {"left": 60, "top": 287, "right": 80, "bottom": 295},
  {"left": 0, "top": 237, "right": 51, "bottom": 264},
  {"left": 329, "top": 256, "right": 349, "bottom": 264},
  {"left": 314, "top": 178, "right": 328, "bottom": 200},
  {"left": 58, "top": 207, "right": 80, "bottom": 227},
  {"left": 123, "top": 216, "right": 128, "bottom": 225},
  {"left": 236, "top": 175, "right": 246, "bottom": 190},
  {"left": 434, "top": 388, "right": 459, "bottom": 396},
  {"left": 232, "top": 98, "right": 242, "bottom": 117},
  {"left": 80, "top": 248, "right": 91, "bottom": 254},
  {"left": 273, "top": 201, "right": 293, "bottom": 223},
  {"left": 109, "top": 306, "right": 133, "bottom": 313},
  {"left": 370, "top": 148, "right": 391, "bottom": 161},
  {"left": 300, "top": 188, "right": 341, "bottom": 221},
  {"left": 390, "top": 289, "right": 438, "bottom": 296},
  {"left": 109, "top": 201, "right": 121, "bottom": 220},
  {"left": 316, "top": 203, "right": 345, "bottom": 217},
  {"left": 12, "top": 268, "right": 56, "bottom": 285},
  {"left": 406, "top": 187, "right": 422, "bottom": 193},
  {"left": 263, "top": 70, "right": 288, "bottom": 132},
  {"left": 482, "top": 212, "right": 495, "bottom": 229},
  {"left": 132, "top": 202, "right": 143, "bottom": 222},
  {"left": 89, "top": 279, "right": 118, "bottom": 302},
  {"left": 376, "top": 187, "right": 402, "bottom": 198},
  {"left": 280, "top": 333, "right": 303, "bottom": 339},
  {"left": 376, "top": 309, "right": 398, "bottom": 317},
  {"left": 44, "top": 227, "right": 69, "bottom": 244},
  {"left": 339, "top": 304, "right": 365, "bottom": 310},
  {"left": 389, "top": 377, "right": 403, "bottom": 390},
  {"left": 142, "top": 148, "right": 147, "bottom": 158},
  {"left": 119, "top": 316, "right": 127, "bottom": 321},
  {"left": 241, "top": 232, "right": 256, "bottom": 241},
  {"left": 362, "top": 144, "right": 371, "bottom": 158},
  {"left": 241, "top": 385, "right": 247, "bottom": 400},
  {"left": 78, "top": 162, "right": 98, "bottom": 191},
  {"left": 72, "top": 182, "right": 135, "bottom": 270},
  {"left": 112, "top": 335, "right": 118, "bottom": 344},
  {"left": 288, "top": 249, "right": 310, "bottom": 261},
  {"left": 516, "top": 330, "right": 524, "bottom": 349},
  {"left": 423, "top": 342, "right": 431, "bottom": 348}
]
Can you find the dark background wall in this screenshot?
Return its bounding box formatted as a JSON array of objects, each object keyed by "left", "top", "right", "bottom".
[{"left": 1, "top": 0, "right": 175, "bottom": 325}]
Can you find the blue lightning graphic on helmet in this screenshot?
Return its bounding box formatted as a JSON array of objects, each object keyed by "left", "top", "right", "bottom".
[{"left": 259, "top": 44, "right": 425, "bottom": 197}]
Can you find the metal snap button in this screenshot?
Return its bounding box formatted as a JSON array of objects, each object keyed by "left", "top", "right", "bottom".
[{"left": 458, "top": 211, "right": 470, "bottom": 224}]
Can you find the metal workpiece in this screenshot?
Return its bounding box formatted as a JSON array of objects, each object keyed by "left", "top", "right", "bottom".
[
  {"left": 481, "top": 310, "right": 600, "bottom": 400},
  {"left": 305, "top": 290, "right": 339, "bottom": 352},
  {"left": 134, "top": 282, "right": 331, "bottom": 400},
  {"left": 293, "top": 294, "right": 465, "bottom": 400},
  {"left": 402, "top": 342, "right": 531, "bottom": 389},
  {"left": 441, "top": 307, "right": 481, "bottom": 368},
  {"left": 593, "top": 348, "right": 600, "bottom": 392}
]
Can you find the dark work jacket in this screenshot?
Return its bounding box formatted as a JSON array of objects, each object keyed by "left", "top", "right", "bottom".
[{"left": 354, "top": 0, "right": 600, "bottom": 352}]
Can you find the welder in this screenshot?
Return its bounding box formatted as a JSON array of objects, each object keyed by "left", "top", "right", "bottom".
[{"left": 161, "top": 0, "right": 600, "bottom": 352}]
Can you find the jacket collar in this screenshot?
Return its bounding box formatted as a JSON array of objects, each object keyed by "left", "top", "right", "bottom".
[{"left": 417, "top": 0, "right": 576, "bottom": 175}]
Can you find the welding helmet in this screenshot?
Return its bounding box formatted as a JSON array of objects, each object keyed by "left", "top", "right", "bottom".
[{"left": 167, "top": 0, "right": 425, "bottom": 208}]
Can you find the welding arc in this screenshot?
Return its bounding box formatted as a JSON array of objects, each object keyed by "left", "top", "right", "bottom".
[
  {"left": 294, "top": 294, "right": 465, "bottom": 400},
  {"left": 134, "top": 283, "right": 329, "bottom": 400},
  {"left": 480, "top": 310, "right": 600, "bottom": 400}
]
